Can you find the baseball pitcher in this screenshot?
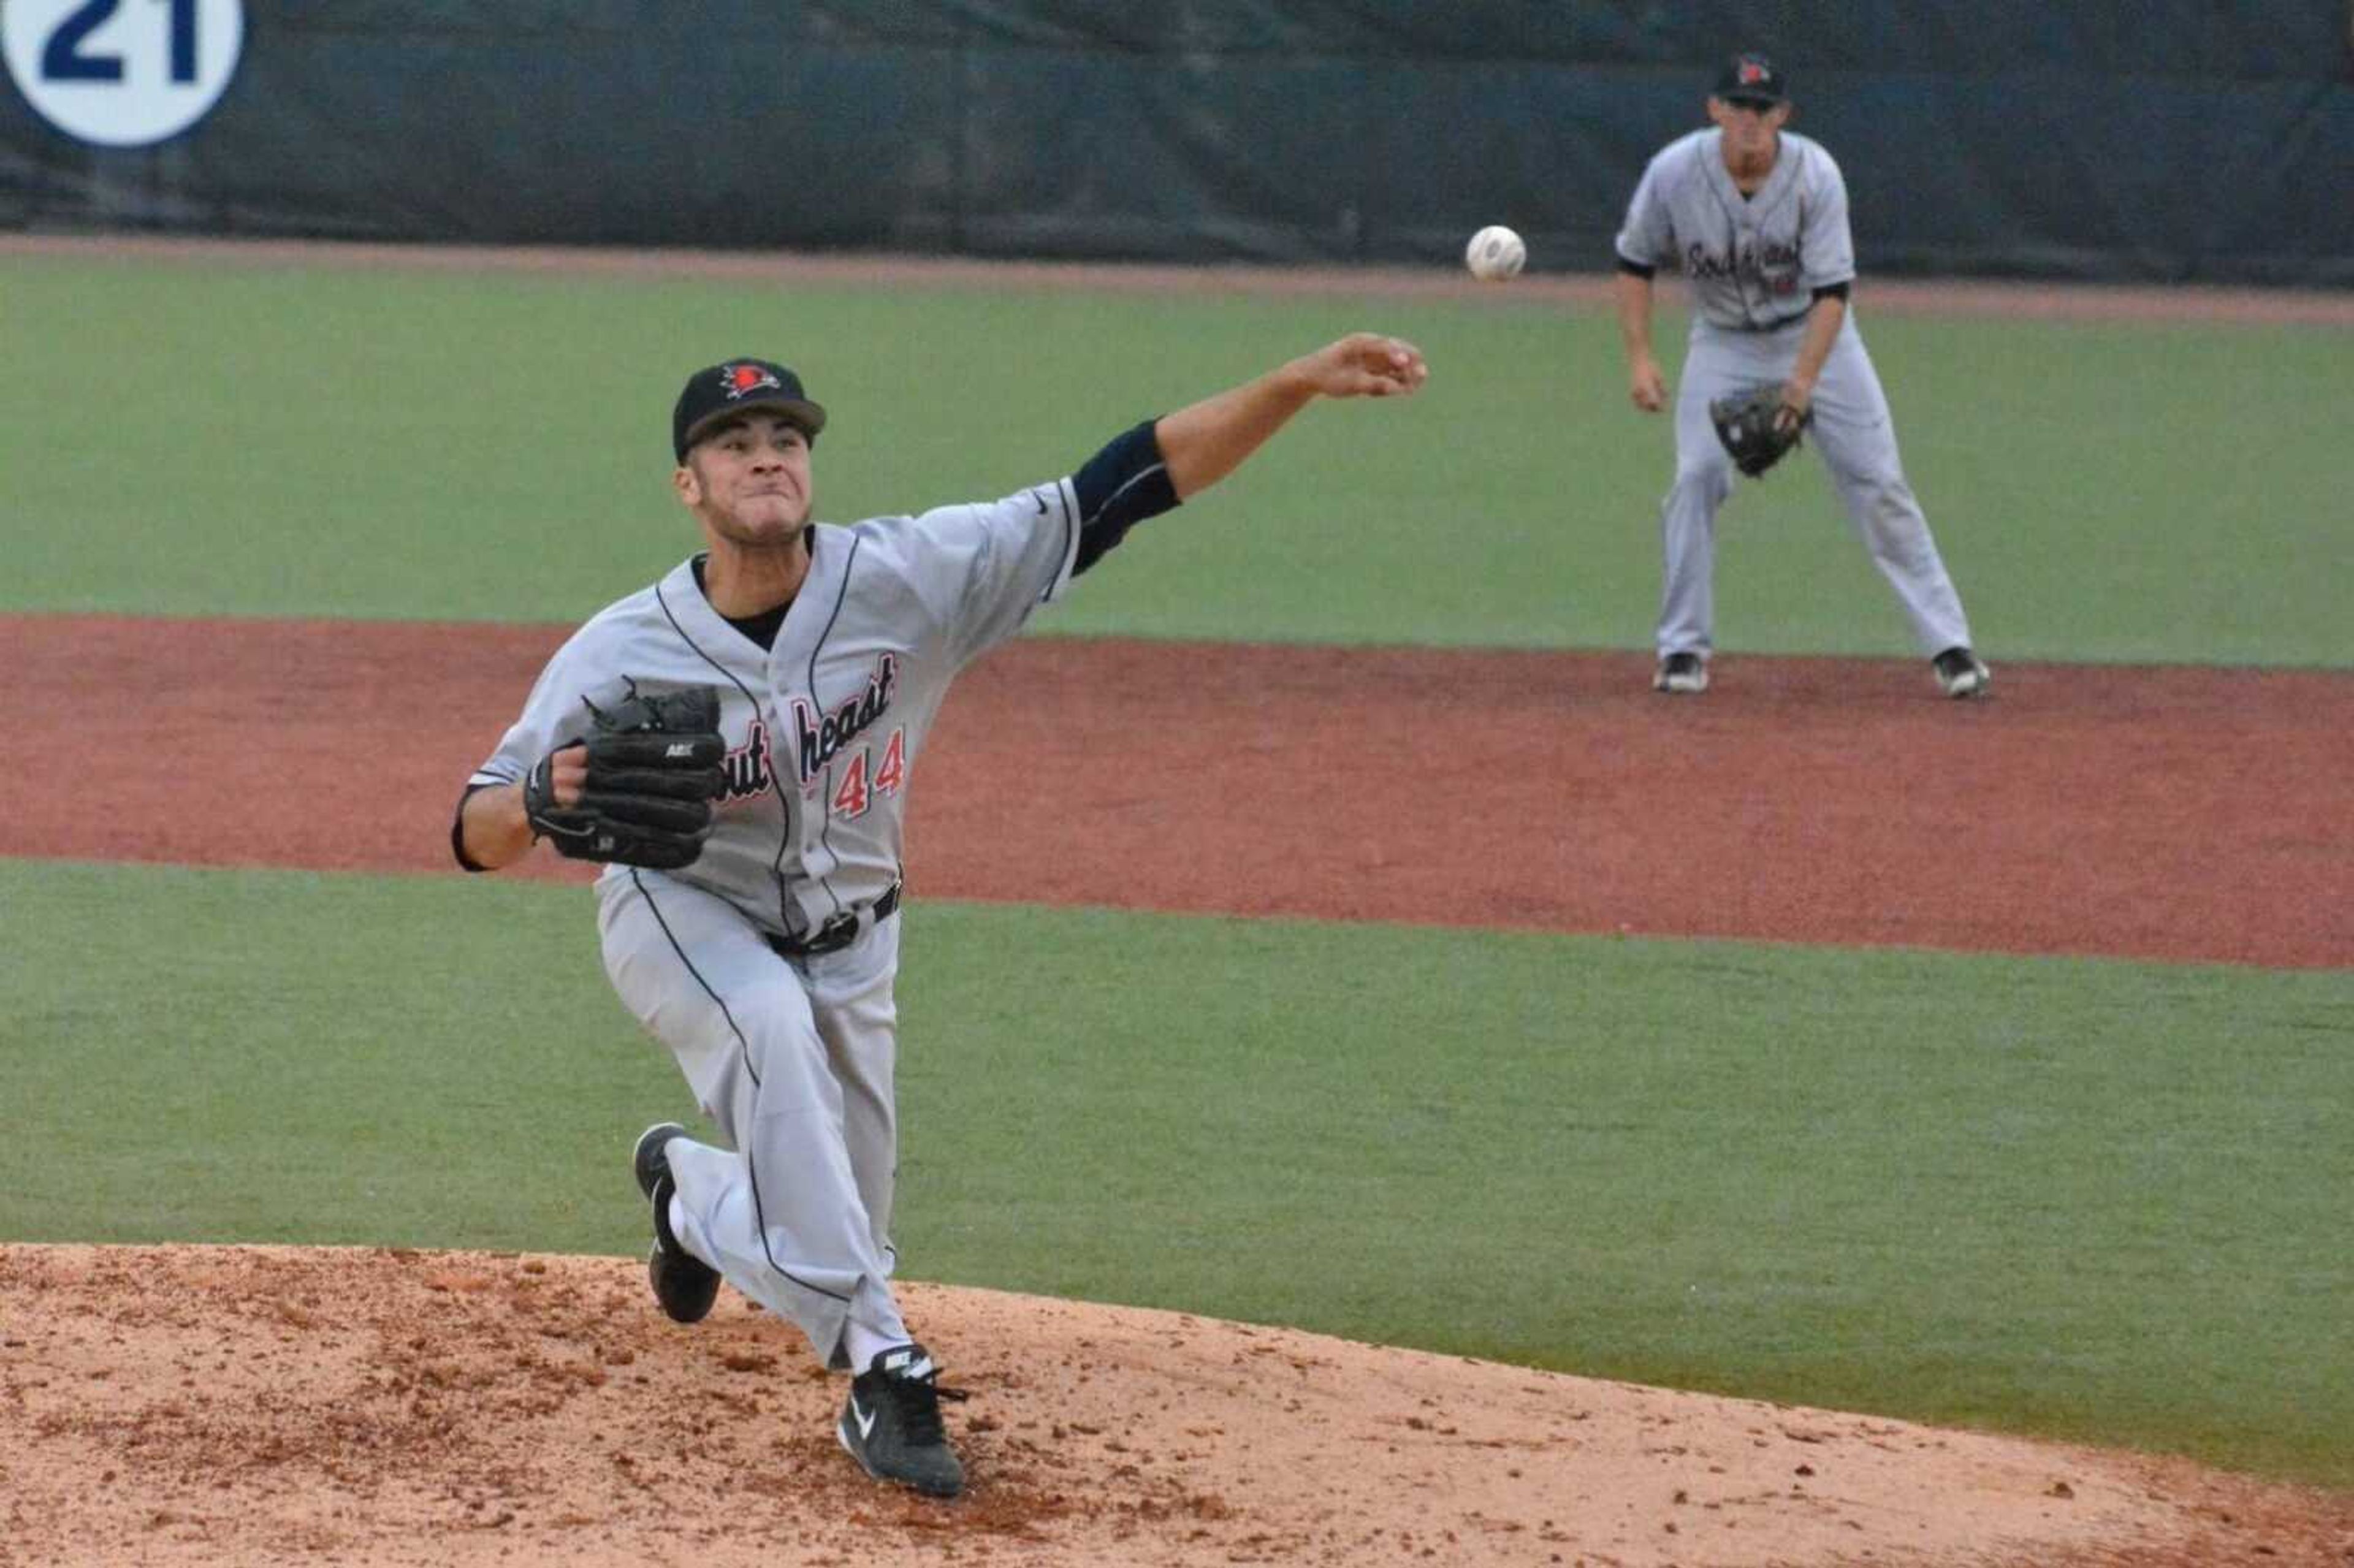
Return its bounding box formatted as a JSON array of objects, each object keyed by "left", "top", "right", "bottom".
[
  {"left": 451, "top": 334, "right": 1427, "bottom": 1498},
  {"left": 1615, "top": 53, "right": 1991, "bottom": 699}
]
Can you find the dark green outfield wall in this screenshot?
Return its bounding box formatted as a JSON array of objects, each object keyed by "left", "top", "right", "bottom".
[{"left": 4, "top": 2, "right": 2351, "bottom": 284}]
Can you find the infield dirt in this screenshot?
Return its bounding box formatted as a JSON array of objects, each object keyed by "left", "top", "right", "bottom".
[{"left": 6, "top": 615, "right": 2348, "bottom": 968}]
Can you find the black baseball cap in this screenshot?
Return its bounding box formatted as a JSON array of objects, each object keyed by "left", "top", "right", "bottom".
[
  {"left": 672, "top": 359, "right": 828, "bottom": 462},
  {"left": 1714, "top": 53, "right": 1788, "bottom": 107}
]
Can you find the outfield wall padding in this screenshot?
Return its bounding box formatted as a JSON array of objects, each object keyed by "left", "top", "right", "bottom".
[{"left": 3, "top": 2, "right": 2350, "bottom": 284}]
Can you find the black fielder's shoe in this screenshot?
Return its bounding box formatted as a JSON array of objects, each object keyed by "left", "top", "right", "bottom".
[
  {"left": 837, "top": 1343, "right": 968, "bottom": 1498},
  {"left": 632, "top": 1121, "right": 719, "bottom": 1325},
  {"left": 1653, "top": 650, "right": 1708, "bottom": 695},
  {"left": 1932, "top": 646, "right": 1992, "bottom": 699}
]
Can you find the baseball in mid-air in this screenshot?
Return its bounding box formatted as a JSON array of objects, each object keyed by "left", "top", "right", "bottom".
[{"left": 1465, "top": 224, "right": 1527, "bottom": 281}]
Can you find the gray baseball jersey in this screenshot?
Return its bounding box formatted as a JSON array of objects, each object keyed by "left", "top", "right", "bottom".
[
  {"left": 1612, "top": 127, "right": 1974, "bottom": 663},
  {"left": 468, "top": 479, "right": 1081, "bottom": 942},
  {"left": 1615, "top": 127, "right": 1854, "bottom": 332}
]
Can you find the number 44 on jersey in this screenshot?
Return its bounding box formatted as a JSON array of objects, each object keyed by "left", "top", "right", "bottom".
[{"left": 831, "top": 729, "right": 908, "bottom": 820}]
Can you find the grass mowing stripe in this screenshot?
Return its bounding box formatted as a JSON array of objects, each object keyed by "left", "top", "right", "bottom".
[
  {"left": 4, "top": 861, "right": 2347, "bottom": 1487},
  {"left": 3, "top": 254, "right": 2348, "bottom": 664}
]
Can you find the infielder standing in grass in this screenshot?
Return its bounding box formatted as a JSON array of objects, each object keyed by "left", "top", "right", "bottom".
[
  {"left": 451, "top": 333, "right": 1427, "bottom": 1498},
  {"left": 1615, "top": 52, "right": 1991, "bottom": 699}
]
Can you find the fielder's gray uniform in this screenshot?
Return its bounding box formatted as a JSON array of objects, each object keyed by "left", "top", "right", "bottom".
[
  {"left": 1616, "top": 127, "right": 1974, "bottom": 661},
  {"left": 464, "top": 466, "right": 1122, "bottom": 1367}
]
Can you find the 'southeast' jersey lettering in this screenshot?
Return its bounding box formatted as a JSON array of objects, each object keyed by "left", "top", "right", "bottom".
[
  {"left": 791, "top": 653, "right": 898, "bottom": 788},
  {"left": 1615, "top": 128, "right": 1855, "bottom": 332},
  {"left": 722, "top": 719, "right": 777, "bottom": 802}
]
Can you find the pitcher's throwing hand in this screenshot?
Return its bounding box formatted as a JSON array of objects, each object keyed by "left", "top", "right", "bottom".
[{"left": 1292, "top": 333, "right": 1429, "bottom": 398}]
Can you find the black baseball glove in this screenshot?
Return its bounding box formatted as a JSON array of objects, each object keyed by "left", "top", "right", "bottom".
[
  {"left": 522, "top": 682, "right": 726, "bottom": 869},
  {"left": 1708, "top": 384, "right": 1811, "bottom": 478}
]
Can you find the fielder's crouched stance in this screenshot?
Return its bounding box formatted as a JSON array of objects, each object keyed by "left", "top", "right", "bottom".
[
  {"left": 1615, "top": 53, "right": 1990, "bottom": 701},
  {"left": 452, "top": 336, "right": 1428, "bottom": 1498}
]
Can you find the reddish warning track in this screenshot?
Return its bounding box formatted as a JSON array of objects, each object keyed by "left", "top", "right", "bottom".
[{"left": 8, "top": 613, "right": 2348, "bottom": 968}]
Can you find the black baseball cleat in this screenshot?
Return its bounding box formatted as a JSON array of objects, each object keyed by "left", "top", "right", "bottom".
[
  {"left": 1932, "top": 646, "right": 1992, "bottom": 699},
  {"left": 633, "top": 1121, "right": 719, "bottom": 1325},
  {"left": 837, "top": 1343, "right": 969, "bottom": 1498},
  {"left": 1653, "top": 651, "right": 1708, "bottom": 695}
]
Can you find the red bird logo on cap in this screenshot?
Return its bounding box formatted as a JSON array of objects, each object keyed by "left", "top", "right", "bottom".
[
  {"left": 720, "top": 363, "right": 782, "bottom": 400},
  {"left": 1739, "top": 60, "right": 1767, "bottom": 85}
]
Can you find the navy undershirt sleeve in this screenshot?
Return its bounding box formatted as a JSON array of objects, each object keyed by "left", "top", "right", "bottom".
[
  {"left": 1069, "top": 419, "right": 1181, "bottom": 577},
  {"left": 1812, "top": 281, "right": 1852, "bottom": 303},
  {"left": 1617, "top": 255, "right": 1657, "bottom": 280}
]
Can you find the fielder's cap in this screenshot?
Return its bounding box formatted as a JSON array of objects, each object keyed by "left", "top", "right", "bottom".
[
  {"left": 672, "top": 359, "right": 828, "bottom": 462},
  {"left": 1715, "top": 53, "right": 1788, "bottom": 107}
]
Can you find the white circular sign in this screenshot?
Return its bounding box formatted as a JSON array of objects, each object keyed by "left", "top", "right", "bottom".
[{"left": 2, "top": 0, "right": 245, "bottom": 149}]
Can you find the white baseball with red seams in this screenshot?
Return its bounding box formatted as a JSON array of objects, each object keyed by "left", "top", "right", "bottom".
[{"left": 1465, "top": 224, "right": 1526, "bottom": 281}]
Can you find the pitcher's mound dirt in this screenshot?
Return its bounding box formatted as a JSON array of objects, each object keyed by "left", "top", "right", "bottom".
[{"left": 2, "top": 1246, "right": 2344, "bottom": 1567}]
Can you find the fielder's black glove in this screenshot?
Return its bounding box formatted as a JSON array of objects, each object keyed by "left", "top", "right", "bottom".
[
  {"left": 522, "top": 681, "right": 726, "bottom": 870},
  {"left": 1708, "top": 383, "right": 1811, "bottom": 478}
]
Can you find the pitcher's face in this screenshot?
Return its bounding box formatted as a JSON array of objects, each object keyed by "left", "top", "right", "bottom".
[{"left": 677, "top": 413, "right": 815, "bottom": 544}]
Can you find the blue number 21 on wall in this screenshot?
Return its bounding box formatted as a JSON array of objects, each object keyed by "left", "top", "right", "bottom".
[
  {"left": 45, "top": 0, "right": 200, "bottom": 83},
  {"left": 2, "top": 0, "right": 245, "bottom": 148}
]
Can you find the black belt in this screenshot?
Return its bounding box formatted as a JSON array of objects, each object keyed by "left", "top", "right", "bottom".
[{"left": 765, "top": 883, "right": 901, "bottom": 960}]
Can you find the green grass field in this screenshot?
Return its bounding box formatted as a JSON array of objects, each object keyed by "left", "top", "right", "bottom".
[
  {"left": 5, "top": 861, "right": 2348, "bottom": 1485},
  {"left": 3, "top": 251, "right": 2348, "bottom": 1491},
  {"left": 4, "top": 252, "right": 2348, "bottom": 664}
]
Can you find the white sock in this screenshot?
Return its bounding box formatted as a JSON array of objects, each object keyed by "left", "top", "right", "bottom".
[{"left": 844, "top": 1323, "right": 913, "bottom": 1374}]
